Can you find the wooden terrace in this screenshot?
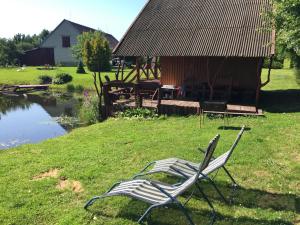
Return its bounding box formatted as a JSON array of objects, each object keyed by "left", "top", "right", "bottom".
[{"left": 102, "top": 57, "right": 265, "bottom": 118}]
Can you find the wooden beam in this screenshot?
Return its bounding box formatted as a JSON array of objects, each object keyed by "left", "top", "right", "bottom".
[
  {"left": 146, "top": 56, "right": 150, "bottom": 79},
  {"left": 115, "top": 59, "right": 121, "bottom": 81},
  {"left": 123, "top": 67, "right": 136, "bottom": 82},
  {"left": 103, "top": 84, "right": 113, "bottom": 118},
  {"left": 207, "top": 57, "right": 226, "bottom": 100},
  {"left": 261, "top": 55, "right": 274, "bottom": 88},
  {"left": 255, "top": 58, "right": 264, "bottom": 106},
  {"left": 154, "top": 57, "right": 158, "bottom": 79},
  {"left": 136, "top": 57, "right": 141, "bottom": 82},
  {"left": 121, "top": 57, "right": 125, "bottom": 81}
]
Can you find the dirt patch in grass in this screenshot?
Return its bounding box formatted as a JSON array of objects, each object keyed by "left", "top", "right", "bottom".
[
  {"left": 253, "top": 170, "right": 272, "bottom": 178},
  {"left": 56, "top": 178, "right": 84, "bottom": 193},
  {"left": 32, "top": 168, "right": 60, "bottom": 180},
  {"left": 291, "top": 152, "right": 300, "bottom": 163},
  {"left": 294, "top": 214, "right": 300, "bottom": 225}
]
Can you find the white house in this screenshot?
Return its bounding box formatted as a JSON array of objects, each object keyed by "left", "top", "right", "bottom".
[{"left": 23, "top": 19, "right": 118, "bottom": 66}]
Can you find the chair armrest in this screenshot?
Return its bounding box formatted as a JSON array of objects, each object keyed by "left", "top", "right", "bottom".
[
  {"left": 197, "top": 147, "right": 206, "bottom": 154},
  {"left": 184, "top": 163, "right": 198, "bottom": 172},
  {"left": 106, "top": 181, "right": 122, "bottom": 193},
  {"left": 197, "top": 147, "right": 216, "bottom": 160},
  {"left": 170, "top": 166, "right": 189, "bottom": 179},
  {"left": 149, "top": 181, "right": 175, "bottom": 200}
]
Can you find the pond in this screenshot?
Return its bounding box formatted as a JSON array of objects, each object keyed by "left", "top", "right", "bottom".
[{"left": 0, "top": 92, "right": 82, "bottom": 150}]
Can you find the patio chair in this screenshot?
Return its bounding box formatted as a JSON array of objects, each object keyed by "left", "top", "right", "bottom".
[
  {"left": 84, "top": 135, "right": 220, "bottom": 225},
  {"left": 133, "top": 126, "right": 245, "bottom": 204}
]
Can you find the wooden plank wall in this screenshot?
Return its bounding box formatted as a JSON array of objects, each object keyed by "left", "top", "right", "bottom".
[
  {"left": 22, "top": 48, "right": 55, "bottom": 66},
  {"left": 160, "top": 57, "right": 262, "bottom": 91}
]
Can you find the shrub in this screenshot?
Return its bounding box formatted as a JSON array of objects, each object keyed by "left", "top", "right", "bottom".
[
  {"left": 53, "top": 73, "right": 73, "bottom": 85},
  {"left": 292, "top": 55, "right": 300, "bottom": 69},
  {"left": 76, "top": 61, "right": 86, "bottom": 74},
  {"left": 66, "top": 84, "right": 75, "bottom": 92},
  {"left": 263, "top": 58, "right": 283, "bottom": 69},
  {"left": 79, "top": 92, "right": 99, "bottom": 125},
  {"left": 75, "top": 85, "right": 84, "bottom": 93},
  {"left": 117, "top": 108, "right": 159, "bottom": 119},
  {"left": 38, "top": 75, "right": 52, "bottom": 84}
]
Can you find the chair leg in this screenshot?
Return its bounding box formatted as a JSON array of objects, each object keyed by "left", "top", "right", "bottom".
[
  {"left": 223, "top": 167, "right": 238, "bottom": 187},
  {"left": 205, "top": 177, "right": 229, "bottom": 204},
  {"left": 176, "top": 202, "right": 195, "bottom": 225},
  {"left": 183, "top": 187, "right": 197, "bottom": 206},
  {"left": 195, "top": 183, "right": 214, "bottom": 210},
  {"left": 133, "top": 162, "right": 156, "bottom": 179},
  {"left": 222, "top": 167, "right": 239, "bottom": 204},
  {"left": 138, "top": 204, "right": 159, "bottom": 224},
  {"left": 194, "top": 184, "right": 217, "bottom": 225},
  {"left": 84, "top": 195, "right": 107, "bottom": 209}
]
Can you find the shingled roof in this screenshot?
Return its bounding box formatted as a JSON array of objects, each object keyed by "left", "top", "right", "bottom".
[
  {"left": 41, "top": 19, "right": 119, "bottom": 49},
  {"left": 113, "top": 0, "right": 275, "bottom": 57},
  {"left": 66, "top": 20, "right": 119, "bottom": 49}
]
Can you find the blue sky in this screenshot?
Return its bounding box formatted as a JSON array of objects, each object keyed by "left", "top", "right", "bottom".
[{"left": 0, "top": 0, "right": 148, "bottom": 40}]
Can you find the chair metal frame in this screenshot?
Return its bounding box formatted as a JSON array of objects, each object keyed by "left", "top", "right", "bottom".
[{"left": 84, "top": 135, "right": 220, "bottom": 225}]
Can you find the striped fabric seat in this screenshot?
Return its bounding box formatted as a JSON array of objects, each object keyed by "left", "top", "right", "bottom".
[
  {"left": 148, "top": 150, "right": 231, "bottom": 179},
  {"left": 84, "top": 135, "right": 220, "bottom": 225},
  {"left": 133, "top": 126, "right": 245, "bottom": 205},
  {"left": 106, "top": 175, "right": 197, "bottom": 204}
]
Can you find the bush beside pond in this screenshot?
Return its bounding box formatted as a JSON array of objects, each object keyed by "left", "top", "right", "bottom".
[
  {"left": 79, "top": 93, "right": 99, "bottom": 125},
  {"left": 38, "top": 75, "right": 52, "bottom": 84},
  {"left": 66, "top": 84, "right": 84, "bottom": 93},
  {"left": 53, "top": 73, "right": 73, "bottom": 85}
]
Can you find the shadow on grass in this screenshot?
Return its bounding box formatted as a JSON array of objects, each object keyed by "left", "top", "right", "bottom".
[
  {"left": 217, "top": 126, "right": 251, "bottom": 131},
  {"left": 260, "top": 89, "right": 300, "bottom": 113},
  {"left": 194, "top": 181, "right": 300, "bottom": 213},
  {"left": 85, "top": 178, "right": 298, "bottom": 224},
  {"left": 295, "top": 69, "right": 300, "bottom": 85},
  {"left": 88, "top": 198, "right": 294, "bottom": 225}
]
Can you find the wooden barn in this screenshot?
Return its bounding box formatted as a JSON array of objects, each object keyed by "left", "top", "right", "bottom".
[{"left": 108, "top": 0, "right": 275, "bottom": 115}]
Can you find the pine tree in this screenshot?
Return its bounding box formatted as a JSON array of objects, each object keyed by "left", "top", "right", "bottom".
[
  {"left": 76, "top": 61, "right": 86, "bottom": 74},
  {"left": 82, "top": 32, "right": 112, "bottom": 121}
]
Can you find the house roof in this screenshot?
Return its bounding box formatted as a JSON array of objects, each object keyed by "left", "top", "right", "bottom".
[
  {"left": 41, "top": 19, "right": 119, "bottom": 49},
  {"left": 113, "top": 0, "right": 275, "bottom": 57},
  {"left": 66, "top": 20, "right": 119, "bottom": 49}
]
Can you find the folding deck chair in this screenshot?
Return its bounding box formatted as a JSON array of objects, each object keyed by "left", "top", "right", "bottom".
[
  {"left": 133, "top": 126, "right": 245, "bottom": 204},
  {"left": 84, "top": 135, "right": 220, "bottom": 225}
]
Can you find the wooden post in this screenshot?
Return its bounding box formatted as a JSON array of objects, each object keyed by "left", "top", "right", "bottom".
[
  {"left": 154, "top": 57, "right": 158, "bottom": 79},
  {"left": 136, "top": 57, "right": 141, "bottom": 82},
  {"left": 261, "top": 55, "right": 274, "bottom": 88},
  {"left": 146, "top": 56, "right": 150, "bottom": 79},
  {"left": 121, "top": 57, "right": 125, "bottom": 81},
  {"left": 157, "top": 86, "right": 162, "bottom": 114},
  {"left": 115, "top": 59, "right": 121, "bottom": 81},
  {"left": 135, "top": 83, "right": 143, "bottom": 108},
  {"left": 255, "top": 58, "right": 264, "bottom": 106},
  {"left": 103, "top": 84, "right": 112, "bottom": 118}
]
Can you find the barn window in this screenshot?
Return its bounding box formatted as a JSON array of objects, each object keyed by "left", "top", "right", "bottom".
[{"left": 62, "top": 36, "right": 70, "bottom": 48}]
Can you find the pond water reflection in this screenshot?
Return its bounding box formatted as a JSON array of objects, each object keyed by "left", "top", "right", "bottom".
[{"left": 0, "top": 92, "right": 81, "bottom": 150}]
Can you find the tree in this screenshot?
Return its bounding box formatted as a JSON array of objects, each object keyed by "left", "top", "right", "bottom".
[
  {"left": 0, "top": 38, "right": 21, "bottom": 66},
  {"left": 0, "top": 29, "right": 50, "bottom": 66},
  {"left": 76, "top": 61, "right": 86, "bottom": 74},
  {"left": 72, "top": 31, "right": 100, "bottom": 61},
  {"left": 38, "top": 29, "right": 50, "bottom": 43},
  {"left": 273, "top": 0, "right": 300, "bottom": 67},
  {"left": 82, "top": 31, "right": 111, "bottom": 121}
]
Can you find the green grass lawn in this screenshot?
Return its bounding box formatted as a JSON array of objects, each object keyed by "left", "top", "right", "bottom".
[
  {"left": 0, "top": 66, "right": 299, "bottom": 92},
  {"left": 0, "top": 68, "right": 299, "bottom": 225},
  {"left": 0, "top": 66, "right": 125, "bottom": 91}
]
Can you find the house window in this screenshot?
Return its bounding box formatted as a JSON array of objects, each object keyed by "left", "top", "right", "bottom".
[{"left": 62, "top": 36, "right": 70, "bottom": 48}]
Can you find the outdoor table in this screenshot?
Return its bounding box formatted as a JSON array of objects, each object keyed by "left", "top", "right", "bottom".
[{"left": 161, "top": 85, "right": 179, "bottom": 99}]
